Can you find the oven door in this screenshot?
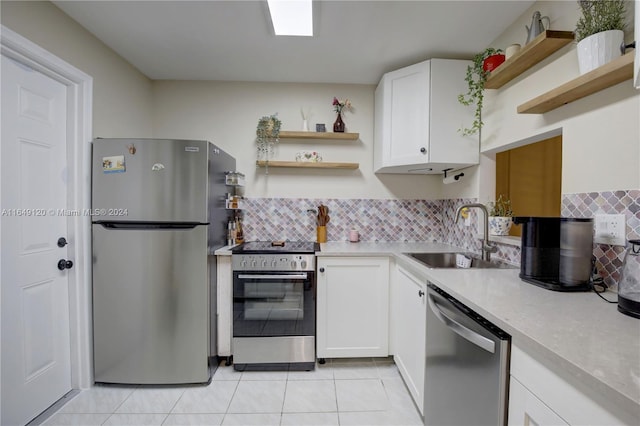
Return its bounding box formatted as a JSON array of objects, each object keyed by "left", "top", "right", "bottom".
[{"left": 233, "top": 271, "right": 315, "bottom": 338}]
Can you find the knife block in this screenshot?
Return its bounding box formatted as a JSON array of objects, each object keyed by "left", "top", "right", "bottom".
[{"left": 317, "top": 226, "right": 327, "bottom": 243}]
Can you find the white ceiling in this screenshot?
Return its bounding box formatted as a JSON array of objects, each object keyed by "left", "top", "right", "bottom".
[{"left": 53, "top": 0, "right": 535, "bottom": 84}]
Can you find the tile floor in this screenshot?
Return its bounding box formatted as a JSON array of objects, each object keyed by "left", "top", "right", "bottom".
[{"left": 42, "top": 358, "right": 423, "bottom": 426}]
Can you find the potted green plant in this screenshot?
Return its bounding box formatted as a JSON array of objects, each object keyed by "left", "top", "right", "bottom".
[
  {"left": 256, "top": 113, "right": 282, "bottom": 162},
  {"left": 487, "top": 194, "right": 514, "bottom": 236},
  {"left": 575, "top": 0, "right": 626, "bottom": 75},
  {"left": 458, "top": 47, "right": 504, "bottom": 137}
]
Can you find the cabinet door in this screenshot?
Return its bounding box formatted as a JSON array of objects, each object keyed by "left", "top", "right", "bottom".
[
  {"left": 508, "top": 377, "right": 569, "bottom": 426},
  {"left": 428, "top": 59, "right": 479, "bottom": 164},
  {"left": 317, "top": 257, "right": 390, "bottom": 358},
  {"left": 393, "top": 265, "right": 427, "bottom": 414},
  {"left": 379, "top": 61, "right": 430, "bottom": 168},
  {"left": 216, "top": 255, "right": 232, "bottom": 357}
]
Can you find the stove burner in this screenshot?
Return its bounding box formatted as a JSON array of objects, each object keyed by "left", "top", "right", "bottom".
[{"left": 232, "top": 241, "right": 319, "bottom": 254}]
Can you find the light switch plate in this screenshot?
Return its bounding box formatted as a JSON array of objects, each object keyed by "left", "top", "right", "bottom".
[{"left": 594, "top": 214, "right": 626, "bottom": 246}]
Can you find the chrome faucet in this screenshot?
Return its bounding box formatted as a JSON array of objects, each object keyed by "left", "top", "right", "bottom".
[{"left": 455, "top": 203, "right": 497, "bottom": 261}]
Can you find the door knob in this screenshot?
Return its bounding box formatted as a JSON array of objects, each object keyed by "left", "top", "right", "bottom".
[
  {"left": 319, "top": 267, "right": 325, "bottom": 273},
  {"left": 57, "top": 259, "right": 73, "bottom": 270},
  {"left": 420, "top": 147, "right": 427, "bottom": 154},
  {"left": 57, "top": 237, "right": 68, "bottom": 247},
  {"left": 418, "top": 290, "right": 425, "bottom": 297}
]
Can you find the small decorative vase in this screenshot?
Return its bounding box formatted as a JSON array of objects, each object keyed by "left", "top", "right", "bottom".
[
  {"left": 333, "top": 113, "right": 345, "bottom": 133},
  {"left": 577, "top": 30, "right": 624, "bottom": 75},
  {"left": 302, "top": 119, "right": 309, "bottom": 131},
  {"left": 317, "top": 226, "right": 327, "bottom": 243},
  {"left": 489, "top": 217, "right": 513, "bottom": 236}
]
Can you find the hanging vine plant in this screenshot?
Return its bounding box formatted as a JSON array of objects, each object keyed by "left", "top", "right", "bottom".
[
  {"left": 458, "top": 47, "right": 503, "bottom": 137},
  {"left": 256, "top": 113, "right": 282, "bottom": 166}
]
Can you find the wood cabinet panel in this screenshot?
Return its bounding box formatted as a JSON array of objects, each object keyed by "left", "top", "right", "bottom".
[{"left": 496, "top": 135, "right": 562, "bottom": 236}]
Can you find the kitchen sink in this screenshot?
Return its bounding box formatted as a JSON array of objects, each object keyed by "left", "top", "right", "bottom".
[{"left": 404, "top": 252, "right": 517, "bottom": 269}]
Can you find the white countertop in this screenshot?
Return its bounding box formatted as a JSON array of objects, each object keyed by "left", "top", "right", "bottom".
[{"left": 318, "top": 241, "right": 640, "bottom": 418}]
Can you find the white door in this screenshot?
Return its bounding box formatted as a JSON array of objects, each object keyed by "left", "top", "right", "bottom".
[{"left": 1, "top": 55, "right": 72, "bottom": 426}]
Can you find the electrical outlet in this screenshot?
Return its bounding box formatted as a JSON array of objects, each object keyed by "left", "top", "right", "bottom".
[{"left": 594, "top": 214, "right": 626, "bottom": 246}]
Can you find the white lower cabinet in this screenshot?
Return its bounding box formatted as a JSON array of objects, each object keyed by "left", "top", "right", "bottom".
[
  {"left": 316, "top": 256, "right": 390, "bottom": 358},
  {"left": 215, "top": 255, "right": 233, "bottom": 358},
  {"left": 508, "top": 377, "right": 569, "bottom": 426},
  {"left": 509, "top": 344, "right": 635, "bottom": 426},
  {"left": 392, "top": 265, "right": 427, "bottom": 415}
]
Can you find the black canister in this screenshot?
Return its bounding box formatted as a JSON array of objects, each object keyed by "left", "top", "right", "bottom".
[
  {"left": 513, "top": 217, "right": 562, "bottom": 282},
  {"left": 559, "top": 218, "right": 594, "bottom": 286}
]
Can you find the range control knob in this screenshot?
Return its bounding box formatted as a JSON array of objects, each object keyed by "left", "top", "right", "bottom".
[
  {"left": 261, "top": 260, "right": 267, "bottom": 267},
  {"left": 291, "top": 260, "right": 297, "bottom": 270},
  {"left": 301, "top": 260, "right": 307, "bottom": 269},
  {"left": 251, "top": 260, "right": 257, "bottom": 267},
  {"left": 240, "top": 260, "right": 247, "bottom": 268},
  {"left": 271, "top": 260, "right": 278, "bottom": 268}
]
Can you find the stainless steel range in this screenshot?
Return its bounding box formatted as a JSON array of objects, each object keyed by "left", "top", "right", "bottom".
[{"left": 231, "top": 241, "right": 319, "bottom": 371}]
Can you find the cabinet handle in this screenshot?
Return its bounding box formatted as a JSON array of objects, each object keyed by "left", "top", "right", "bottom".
[
  {"left": 418, "top": 290, "right": 425, "bottom": 297},
  {"left": 319, "top": 267, "right": 325, "bottom": 273},
  {"left": 420, "top": 147, "right": 427, "bottom": 154}
]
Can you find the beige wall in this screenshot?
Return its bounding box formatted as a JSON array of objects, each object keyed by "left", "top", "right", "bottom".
[
  {"left": 152, "top": 80, "right": 444, "bottom": 199},
  {"left": 1, "top": 1, "right": 154, "bottom": 138},
  {"left": 481, "top": 0, "right": 639, "bottom": 197}
]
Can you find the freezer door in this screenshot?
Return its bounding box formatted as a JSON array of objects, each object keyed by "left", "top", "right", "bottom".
[
  {"left": 92, "top": 223, "right": 210, "bottom": 384},
  {"left": 92, "top": 139, "right": 209, "bottom": 222}
]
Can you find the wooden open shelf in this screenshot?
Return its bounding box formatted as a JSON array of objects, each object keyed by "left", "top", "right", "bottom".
[
  {"left": 484, "top": 30, "right": 575, "bottom": 89},
  {"left": 517, "top": 51, "right": 635, "bottom": 114},
  {"left": 256, "top": 160, "right": 359, "bottom": 170},
  {"left": 278, "top": 131, "right": 359, "bottom": 140}
]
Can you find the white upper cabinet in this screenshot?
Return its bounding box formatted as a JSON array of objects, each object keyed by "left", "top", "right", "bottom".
[{"left": 373, "top": 59, "right": 478, "bottom": 174}]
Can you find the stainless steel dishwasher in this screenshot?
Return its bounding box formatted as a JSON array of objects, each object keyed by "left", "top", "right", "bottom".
[{"left": 424, "top": 283, "right": 511, "bottom": 426}]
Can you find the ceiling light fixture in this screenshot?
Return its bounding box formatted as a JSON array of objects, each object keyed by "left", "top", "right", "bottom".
[{"left": 267, "top": 0, "right": 313, "bottom": 37}]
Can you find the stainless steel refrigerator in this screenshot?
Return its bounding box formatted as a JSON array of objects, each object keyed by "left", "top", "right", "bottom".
[{"left": 91, "top": 138, "right": 235, "bottom": 384}]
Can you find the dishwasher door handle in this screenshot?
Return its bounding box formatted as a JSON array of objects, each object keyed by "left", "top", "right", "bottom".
[{"left": 428, "top": 295, "right": 495, "bottom": 354}]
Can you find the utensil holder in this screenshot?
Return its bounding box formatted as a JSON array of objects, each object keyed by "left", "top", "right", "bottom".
[{"left": 317, "top": 226, "right": 327, "bottom": 243}]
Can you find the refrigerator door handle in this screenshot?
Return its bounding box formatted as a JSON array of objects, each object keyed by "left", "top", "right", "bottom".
[
  {"left": 427, "top": 294, "right": 495, "bottom": 354},
  {"left": 97, "top": 222, "right": 204, "bottom": 230}
]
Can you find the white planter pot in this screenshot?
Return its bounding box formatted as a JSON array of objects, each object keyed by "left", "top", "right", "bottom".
[
  {"left": 489, "top": 216, "right": 513, "bottom": 236},
  {"left": 576, "top": 30, "right": 624, "bottom": 75}
]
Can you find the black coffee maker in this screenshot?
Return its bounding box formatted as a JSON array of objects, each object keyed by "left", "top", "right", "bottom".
[{"left": 513, "top": 217, "right": 594, "bottom": 291}]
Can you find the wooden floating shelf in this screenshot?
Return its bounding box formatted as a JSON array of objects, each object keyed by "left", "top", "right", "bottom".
[
  {"left": 485, "top": 30, "right": 575, "bottom": 89},
  {"left": 517, "top": 51, "right": 635, "bottom": 114},
  {"left": 278, "top": 131, "right": 359, "bottom": 140},
  {"left": 256, "top": 160, "right": 359, "bottom": 170}
]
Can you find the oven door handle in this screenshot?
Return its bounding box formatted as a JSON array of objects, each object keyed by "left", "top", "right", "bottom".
[{"left": 237, "top": 274, "right": 308, "bottom": 280}]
